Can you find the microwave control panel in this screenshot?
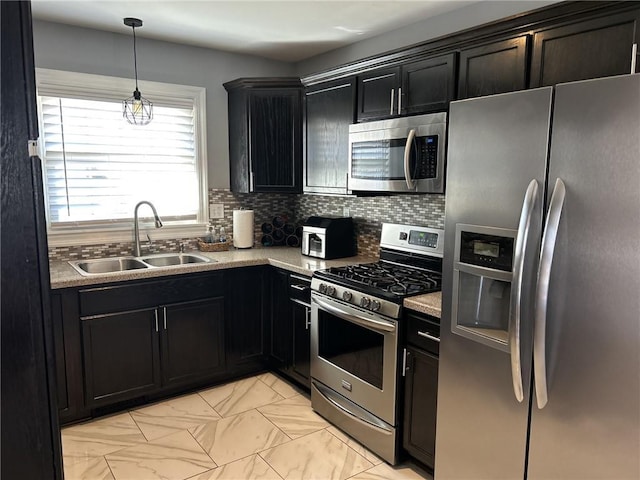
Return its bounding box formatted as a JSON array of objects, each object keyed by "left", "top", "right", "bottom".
[{"left": 415, "top": 135, "right": 439, "bottom": 179}]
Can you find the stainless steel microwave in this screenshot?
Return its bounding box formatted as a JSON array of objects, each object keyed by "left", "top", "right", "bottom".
[{"left": 348, "top": 112, "right": 447, "bottom": 193}]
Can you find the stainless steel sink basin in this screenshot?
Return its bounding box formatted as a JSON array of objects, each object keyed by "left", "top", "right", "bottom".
[
  {"left": 139, "top": 253, "right": 212, "bottom": 267},
  {"left": 70, "top": 257, "right": 149, "bottom": 275}
]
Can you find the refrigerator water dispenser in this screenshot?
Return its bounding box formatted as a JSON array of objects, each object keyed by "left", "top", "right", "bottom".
[{"left": 452, "top": 224, "right": 516, "bottom": 352}]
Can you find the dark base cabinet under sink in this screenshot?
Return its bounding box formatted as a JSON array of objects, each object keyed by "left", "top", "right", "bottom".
[{"left": 52, "top": 269, "right": 272, "bottom": 424}]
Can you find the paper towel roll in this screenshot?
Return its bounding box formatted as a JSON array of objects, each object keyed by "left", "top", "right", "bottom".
[{"left": 233, "top": 210, "right": 254, "bottom": 248}]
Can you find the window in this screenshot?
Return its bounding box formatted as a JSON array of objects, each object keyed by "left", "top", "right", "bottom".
[{"left": 36, "top": 69, "right": 208, "bottom": 246}]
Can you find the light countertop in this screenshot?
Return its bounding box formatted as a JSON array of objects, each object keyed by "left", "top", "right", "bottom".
[
  {"left": 49, "top": 247, "right": 376, "bottom": 289},
  {"left": 403, "top": 291, "right": 442, "bottom": 319}
]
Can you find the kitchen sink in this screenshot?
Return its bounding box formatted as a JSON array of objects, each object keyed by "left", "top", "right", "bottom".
[
  {"left": 69, "top": 253, "right": 213, "bottom": 276},
  {"left": 139, "top": 253, "right": 211, "bottom": 267},
  {"left": 71, "top": 257, "right": 149, "bottom": 275}
]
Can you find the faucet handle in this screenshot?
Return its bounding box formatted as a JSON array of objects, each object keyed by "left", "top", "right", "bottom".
[
  {"left": 146, "top": 234, "right": 154, "bottom": 254},
  {"left": 179, "top": 242, "right": 186, "bottom": 253}
]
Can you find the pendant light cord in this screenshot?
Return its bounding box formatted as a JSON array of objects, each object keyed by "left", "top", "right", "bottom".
[{"left": 132, "top": 25, "right": 139, "bottom": 91}]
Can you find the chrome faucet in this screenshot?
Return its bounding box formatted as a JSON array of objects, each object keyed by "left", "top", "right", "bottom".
[{"left": 133, "top": 201, "right": 163, "bottom": 257}]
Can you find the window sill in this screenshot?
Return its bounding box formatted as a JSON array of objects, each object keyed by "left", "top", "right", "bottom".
[{"left": 47, "top": 223, "right": 208, "bottom": 248}]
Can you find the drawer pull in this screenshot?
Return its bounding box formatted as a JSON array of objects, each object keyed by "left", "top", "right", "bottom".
[
  {"left": 291, "top": 284, "right": 309, "bottom": 291},
  {"left": 417, "top": 330, "right": 440, "bottom": 343}
]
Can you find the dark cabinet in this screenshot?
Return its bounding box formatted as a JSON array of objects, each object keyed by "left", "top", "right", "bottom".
[
  {"left": 161, "top": 298, "right": 225, "bottom": 387},
  {"left": 224, "top": 78, "right": 302, "bottom": 193},
  {"left": 403, "top": 346, "right": 439, "bottom": 469},
  {"left": 269, "top": 268, "right": 293, "bottom": 369},
  {"left": 356, "top": 53, "right": 456, "bottom": 121},
  {"left": 291, "top": 300, "right": 311, "bottom": 386},
  {"left": 402, "top": 310, "right": 440, "bottom": 468},
  {"left": 458, "top": 36, "right": 529, "bottom": 99},
  {"left": 268, "top": 269, "right": 311, "bottom": 389},
  {"left": 357, "top": 67, "right": 401, "bottom": 121},
  {"left": 78, "top": 273, "right": 226, "bottom": 408},
  {"left": 304, "top": 78, "right": 355, "bottom": 194},
  {"left": 530, "top": 9, "right": 640, "bottom": 87},
  {"left": 401, "top": 54, "right": 457, "bottom": 115},
  {"left": 226, "top": 266, "right": 268, "bottom": 374},
  {"left": 82, "top": 308, "right": 161, "bottom": 407}
]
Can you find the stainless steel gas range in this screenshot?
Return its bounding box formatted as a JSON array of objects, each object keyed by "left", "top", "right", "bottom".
[{"left": 309, "top": 223, "right": 443, "bottom": 464}]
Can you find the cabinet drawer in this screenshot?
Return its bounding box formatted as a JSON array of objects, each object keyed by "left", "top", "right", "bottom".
[
  {"left": 79, "top": 273, "right": 224, "bottom": 317},
  {"left": 289, "top": 273, "right": 311, "bottom": 305},
  {"left": 406, "top": 311, "right": 440, "bottom": 356}
]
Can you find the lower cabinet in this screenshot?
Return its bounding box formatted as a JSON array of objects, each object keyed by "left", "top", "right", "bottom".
[
  {"left": 82, "top": 308, "right": 162, "bottom": 407},
  {"left": 268, "top": 269, "right": 311, "bottom": 389},
  {"left": 402, "top": 310, "right": 440, "bottom": 469},
  {"left": 83, "top": 296, "right": 225, "bottom": 408},
  {"left": 161, "top": 298, "right": 225, "bottom": 387},
  {"left": 225, "top": 266, "right": 268, "bottom": 374},
  {"left": 403, "top": 347, "right": 439, "bottom": 469}
]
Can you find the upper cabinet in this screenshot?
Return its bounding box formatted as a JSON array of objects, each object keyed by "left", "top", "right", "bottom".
[
  {"left": 224, "top": 78, "right": 302, "bottom": 193},
  {"left": 356, "top": 53, "right": 456, "bottom": 121},
  {"left": 304, "top": 78, "right": 355, "bottom": 194},
  {"left": 458, "top": 36, "right": 529, "bottom": 99},
  {"left": 530, "top": 9, "right": 640, "bottom": 87}
]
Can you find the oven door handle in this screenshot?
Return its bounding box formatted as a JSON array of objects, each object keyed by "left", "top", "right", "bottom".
[{"left": 312, "top": 295, "right": 396, "bottom": 333}]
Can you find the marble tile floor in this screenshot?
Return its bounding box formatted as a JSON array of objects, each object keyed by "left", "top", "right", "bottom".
[{"left": 62, "top": 372, "right": 433, "bottom": 480}]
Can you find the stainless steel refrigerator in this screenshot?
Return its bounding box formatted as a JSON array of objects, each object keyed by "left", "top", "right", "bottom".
[{"left": 436, "top": 74, "right": 640, "bottom": 479}]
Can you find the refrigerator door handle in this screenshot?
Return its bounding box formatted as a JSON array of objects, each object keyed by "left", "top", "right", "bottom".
[
  {"left": 509, "top": 179, "right": 539, "bottom": 402},
  {"left": 533, "top": 178, "right": 566, "bottom": 409},
  {"left": 403, "top": 128, "right": 417, "bottom": 190}
]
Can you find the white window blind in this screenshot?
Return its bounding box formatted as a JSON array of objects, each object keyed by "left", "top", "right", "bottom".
[
  {"left": 40, "top": 95, "right": 199, "bottom": 227},
  {"left": 36, "top": 69, "right": 208, "bottom": 245}
]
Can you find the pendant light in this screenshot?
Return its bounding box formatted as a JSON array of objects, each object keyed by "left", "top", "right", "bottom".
[{"left": 123, "top": 17, "right": 153, "bottom": 125}]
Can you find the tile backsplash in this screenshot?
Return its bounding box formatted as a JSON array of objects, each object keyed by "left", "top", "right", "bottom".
[{"left": 48, "top": 189, "right": 445, "bottom": 261}]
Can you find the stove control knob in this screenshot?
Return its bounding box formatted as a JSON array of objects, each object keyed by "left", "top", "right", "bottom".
[
  {"left": 342, "top": 291, "right": 353, "bottom": 302},
  {"left": 360, "top": 297, "right": 371, "bottom": 308},
  {"left": 371, "top": 300, "right": 381, "bottom": 312},
  {"left": 319, "top": 283, "right": 327, "bottom": 294},
  {"left": 326, "top": 286, "right": 336, "bottom": 296}
]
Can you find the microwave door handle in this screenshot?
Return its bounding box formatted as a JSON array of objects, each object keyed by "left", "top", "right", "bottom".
[
  {"left": 534, "top": 178, "right": 566, "bottom": 409},
  {"left": 509, "top": 179, "right": 539, "bottom": 403},
  {"left": 404, "top": 128, "right": 417, "bottom": 190}
]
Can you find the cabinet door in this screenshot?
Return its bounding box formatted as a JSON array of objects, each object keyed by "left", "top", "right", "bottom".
[
  {"left": 250, "top": 89, "right": 302, "bottom": 193},
  {"left": 291, "top": 301, "right": 311, "bottom": 388},
  {"left": 269, "top": 269, "right": 293, "bottom": 369},
  {"left": 226, "top": 266, "right": 267, "bottom": 373},
  {"left": 161, "top": 297, "right": 225, "bottom": 387},
  {"left": 357, "top": 67, "right": 400, "bottom": 121},
  {"left": 401, "top": 53, "right": 457, "bottom": 114},
  {"left": 458, "top": 36, "right": 529, "bottom": 99},
  {"left": 50, "top": 294, "right": 68, "bottom": 415},
  {"left": 82, "top": 309, "right": 161, "bottom": 407},
  {"left": 403, "top": 347, "right": 438, "bottom": 469},
  {"left": 304, "top": 79, "right": 355, "bottom": 194},
  {"left": 530, "top": 10, "right": 640, "bottom": 87}
]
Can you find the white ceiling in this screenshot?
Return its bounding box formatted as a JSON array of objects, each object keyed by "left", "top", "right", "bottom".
[{"left": 31, "top": 1, "right": 482, "bottom": 62}]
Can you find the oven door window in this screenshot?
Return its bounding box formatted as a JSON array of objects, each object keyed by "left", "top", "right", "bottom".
[{"left": 317, "top": 309, "right": 385, "bottom": 390}]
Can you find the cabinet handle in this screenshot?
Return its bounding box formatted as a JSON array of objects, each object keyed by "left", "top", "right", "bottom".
[
  {"left": 163, "top": 307, "right": 167, "bottom": 330},
  {"left": 291, "top": 284, "right": 308, "bottom": 291},
  {"left": 305, "top": 307, "right": 311, "bottom": 330},
  {"left": 417, "top": 331, "right": 440, "bottom": 343},
  {"left": 397, "top": 87, "right": 402, "bottom": 114},
  {"left": 632, "top": 43, "right": 637, "bottom": 74},
  {"left": 402, "top": 348, "right": 408, "bottom": 376},
  {"left": 250, "top": 172, "right": 255, "bottom": 192},
  {"left": 154, "top": 309, "right": 159, "bottom": 332},
  {"left": 390, "top": 89, "right": 395, "bottom": 115}
]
